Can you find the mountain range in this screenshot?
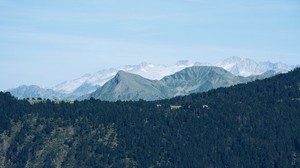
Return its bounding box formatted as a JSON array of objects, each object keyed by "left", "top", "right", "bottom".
[
  {"left": 86, "top": 66, "right": 278, "bottom": 101},
  {"left": 7, "top": 56, "right": 296, "bottom": 100}
]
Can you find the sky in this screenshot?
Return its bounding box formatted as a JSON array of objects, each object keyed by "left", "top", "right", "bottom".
[{"left": 0, "top": 0, "right": 299, "bottom": 90}]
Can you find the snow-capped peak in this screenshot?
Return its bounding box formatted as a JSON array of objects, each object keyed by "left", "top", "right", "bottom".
[
  {"left": 223, "top": 56, "right": 243, "bottom": 62},
  {"left": 215, "top": 56, "right": 245, "bottom": 70},
  {"left": 175, "top": 60, "right": 192, "bottom": 67},
  {"left": 215, "top": 56, "right": 294, "bottom": 77}
]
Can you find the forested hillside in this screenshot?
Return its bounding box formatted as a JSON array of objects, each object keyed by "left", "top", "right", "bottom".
[{"left": 0, "top": 68, "right": 300, "bottom": 168}]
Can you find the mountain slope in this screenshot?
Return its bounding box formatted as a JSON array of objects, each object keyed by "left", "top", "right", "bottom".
[{"left": 90, "top": 71, "right": 173, "bottom": 101}]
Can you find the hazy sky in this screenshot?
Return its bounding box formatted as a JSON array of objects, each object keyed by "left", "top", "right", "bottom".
[{"left": 0, "top": 0, "right": 299, "bottom": 90}]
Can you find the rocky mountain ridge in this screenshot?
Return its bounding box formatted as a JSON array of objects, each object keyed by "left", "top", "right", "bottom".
[{"left": 87, "top": 66, "right": 275, "bottom": 101}]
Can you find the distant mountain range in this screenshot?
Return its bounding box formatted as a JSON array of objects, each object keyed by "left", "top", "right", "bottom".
[
  {"left": 215, "top": 56, "right": 294, "bottom": 76},
  {"left": 7, "top": 56, "right": 296, "bottom": 100}
]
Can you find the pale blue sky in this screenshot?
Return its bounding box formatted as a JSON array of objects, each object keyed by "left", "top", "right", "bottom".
[{"left": 0, "top": 0, "right": 299, "bottom": 90}]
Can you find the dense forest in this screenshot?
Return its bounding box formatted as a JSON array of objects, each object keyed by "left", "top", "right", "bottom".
[{"left": 0, "top": 68, "right": 300, "bottom": 168}]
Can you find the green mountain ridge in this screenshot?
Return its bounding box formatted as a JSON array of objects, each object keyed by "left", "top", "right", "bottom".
[
  {"left": 161, "top": 66, "right": 248, "bottom": 95},
  {"left": 89, "top": 66, "right": 263, "bottom": 101}
]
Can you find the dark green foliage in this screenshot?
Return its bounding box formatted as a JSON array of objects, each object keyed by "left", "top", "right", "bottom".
[{"left": 0, "top": 68, "right": 300, "bottom": 167}]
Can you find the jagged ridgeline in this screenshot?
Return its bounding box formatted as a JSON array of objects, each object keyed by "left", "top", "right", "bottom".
[
  {"left": 0, "top": 68, "right": 300, "bottom": 167},
  {"left": 87, "top": 66, "right": 275, "bottom": 101}
]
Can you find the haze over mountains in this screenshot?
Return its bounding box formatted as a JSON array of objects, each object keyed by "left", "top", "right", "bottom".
[{"left": 8, "top": 56, "right": 296, "bottom": 100}]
